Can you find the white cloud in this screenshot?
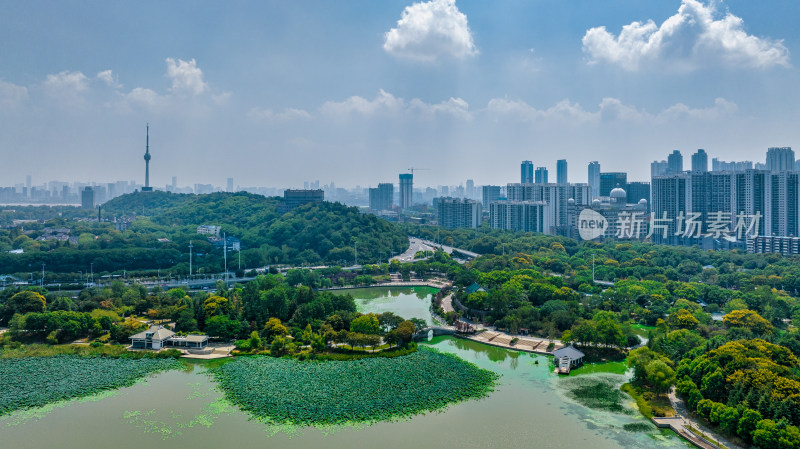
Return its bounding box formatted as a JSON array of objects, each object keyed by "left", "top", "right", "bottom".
[
  {"left": 165, "top": 58, "right": 208, "bottom": 96},
  {"left": 248, "top": 107, "right": 313, "bottom": 122},
  {"left": 384, "top": 0, "right": 477, "bottom": 62},
  {"left": 488, "top": 98, "right": 595, "bottom": 124},
  {"left": 320, "top": 89, "right": 472, "bottom": 120},
  {"left": 96, "top": 70, "right": 121, "bottom": 88},
  {"left": 41, "top": 70, "right": 89, "bottom": 104},
  {"left": 487, "top": 96, "right": 737, "bottom": 124},
  {"left": 659, "top": 97, "right": 738, "bottom": 121},
  {"left": 123, "top": 87, "right": 163, "bottom": 108},
  {"left": 582, "top": 0, "right": 789, "bottom": 71},
  {"left": 0, "top": 80, "right": 28, "bottom": 109}
]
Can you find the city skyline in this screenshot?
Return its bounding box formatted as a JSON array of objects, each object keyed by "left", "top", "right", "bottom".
[{"left": 1, "top": 1, "right": 799, "bottom": 187}]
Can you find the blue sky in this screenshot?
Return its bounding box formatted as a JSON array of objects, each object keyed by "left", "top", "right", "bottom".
[{"left": 1, "top": 0, "right": 798, "bottom": 188}]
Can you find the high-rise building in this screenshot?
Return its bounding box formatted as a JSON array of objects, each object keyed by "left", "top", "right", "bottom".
[
  {"left": 766, "top": 147, "right": 795, "bottom": 171},
  {"left": 399, "top": 173, "right": 413, "bottom": 209},
  {"left": 369, "top": 183, "right": 394, "bottom": 211},
  {"left": 26, "top": 175, "right": 31, "bottom": 198},
  {"left": 282, "top": 189, "right": 324, "bottom": 211},
  {"left": 712, "top": 158, "right": 753, "bottom": 172},
  {"left": 490, "top": 201, "right": 551, "bottom": 234},
  {"left": 521, "top": 161, "right": 534, "bottom": 184},
  {"left": 691, "top": 149, "right": 708, "bottom": 172},
  {"left": 171, "top": 176, "right": 177, "bottom": 191},
  {"left": 557, "top": 159, "right": 568, "bottom": 184},
  {"left": 534, "top": 167, "right": 549, "bottom": 184},
  {"left": 600, "top": 172, "right": 627, "bottom": 196},
  {"left": 142, "top": 124, "right": 153, "bottom": 192},
  {"left": 588, "top": 161, "right": 601, "bottom": 198},
  {"left": 506, "top": 183, "right": 591, "bottom": 232},
  {"left": 626, "top": 182, "right": 650, "bottom": 207},
  {"left": 226, "top": 178, "right": 234, "bottom": 192},
  {"left": 651, "top": 160, "right": 668, "bottom": 178},
  {"left": 438, "top": 198, "right": 482, "bottom": 229},
  {"left": 652, "top": 169, "right": 799, "bottom": 245},
  {"left": 81, "top": 186, "right": 95, "bottom": 209},
  {"left": 667, "top": 150, "right": 683, "bottom": 174},
  {"left": 482, "top": 185, "right": 501, "bottom": 211},
  {"left": 466, "top": 179, "right": 475, "bottom": 199}
]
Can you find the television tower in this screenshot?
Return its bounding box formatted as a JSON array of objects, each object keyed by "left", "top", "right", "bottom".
[{"left": 142, "top": 123, "right": 153, "bottom": 192}]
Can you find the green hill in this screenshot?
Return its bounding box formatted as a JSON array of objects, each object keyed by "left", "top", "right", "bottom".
[{"left": 1, "top": 192, "right": 408, "bottom": 274}]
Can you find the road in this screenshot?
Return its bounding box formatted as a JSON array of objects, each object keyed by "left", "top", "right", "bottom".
[{"left": 391, "top": 237, "right": 436, "bottom": 263}]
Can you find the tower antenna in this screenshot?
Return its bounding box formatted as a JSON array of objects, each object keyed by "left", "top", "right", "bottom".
[{"left": 142, "top": 123, "right": 153, "bottom": 192}]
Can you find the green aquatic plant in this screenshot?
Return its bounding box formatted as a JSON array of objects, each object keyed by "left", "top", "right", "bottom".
[
  {"left": 0, "top": 355, "right": 181, "bottom": 415},
  {"left": 561, "top": 376, "right": 633, "bottom": 415},
  {"left": 623, "top": 422, "right": 654, "bottom": 432},
  {"left": 209, "top": 347, "right": 498, "bottom": 426}
]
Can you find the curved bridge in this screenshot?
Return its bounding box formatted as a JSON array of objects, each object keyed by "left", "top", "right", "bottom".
[{"left": 413, "top": 325, "right": 457, "bottom": 339}]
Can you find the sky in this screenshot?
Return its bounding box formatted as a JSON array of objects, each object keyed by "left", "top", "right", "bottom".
[{"left": 1, "top": 0, "right": 799, "bottom": 188}]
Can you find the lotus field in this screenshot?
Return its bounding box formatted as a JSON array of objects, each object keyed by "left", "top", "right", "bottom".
[
  {"left": 210, "top": 348, "right": 499, "bottom": 426},
  {"left": 0, "top": 355, "right": 181, "bottom": 415}
]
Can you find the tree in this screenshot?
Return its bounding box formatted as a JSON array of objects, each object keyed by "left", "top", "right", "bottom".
[
  {"left": 378, "top": 312, "right": 403, "bottom": 331},
  {"left": 270, "top": 335, "right": 287, "bottom": 356},
  {"left": 668, "top": 309, "right": 699, "bottom": 330},
  {"left": 700, "top": 369, "right": 726, "bottom": 403},
  {"left": 205, "top": 315, "right": 240, "bottom": 339},
  {"left": 394, "top": 320, "right": 416, "bottom": 346},
  {"left": 248, "top": 331, "right": 262, "bottom": 350},
  {"left": 723, "top": 309, "right": 774, "bottom": 335},
  {"left": 409, "top": 318, "right": 427, "bottom": 332},
  {"left": 7, "top": 291, "right": 46, "bottom": 315},
  {"left": 174, "top": 309, "right": 198, "bottom": 332},
  {"left": 350, "top": 314, "right": 380, "bottom": 334},
  {"left": 645, "top": 360, "right": 676, "bottom": 394},
  {"left": 203, "top": 295, "right": 231, "bottom": 317},
  {"left": 752, "top": 419, "right": 779, "bottom": 449},
  {"left": 738, "top": 409, "right": 763, "bottom": 441},
  {"left": 263, "top": 317, "right": 288, "bottom": 340}
]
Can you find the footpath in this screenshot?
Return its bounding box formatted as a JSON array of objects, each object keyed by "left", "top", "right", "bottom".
[{"left": 651, "top": 387, "right": 743, "bottom": 449}]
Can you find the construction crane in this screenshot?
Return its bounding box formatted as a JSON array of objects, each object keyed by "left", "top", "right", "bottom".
[{"left": 408, "top": 167, "right": 430, "bottom": 176}]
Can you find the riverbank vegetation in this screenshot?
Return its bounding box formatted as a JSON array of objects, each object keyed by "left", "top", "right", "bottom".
[
  {"left": 0, "top": 355, "right": 181, "bottom": 416},
  {"left": 1, "top": 273, "right": 424, "bottom": 361},
  {"left": 404, "top": 227, "right": 800, "bottom": 448},
  {"left": 209, "top": 347, "right": 498, "bottom": 426}
]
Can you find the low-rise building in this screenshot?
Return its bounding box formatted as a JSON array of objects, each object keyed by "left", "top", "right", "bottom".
[{"left": 129, "top": 325, "right": 209, "bottom": 350}]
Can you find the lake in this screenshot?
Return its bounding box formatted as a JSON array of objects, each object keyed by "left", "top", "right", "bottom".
[{"left": 0, "top": 287, "right": 689, "bottom": 449}]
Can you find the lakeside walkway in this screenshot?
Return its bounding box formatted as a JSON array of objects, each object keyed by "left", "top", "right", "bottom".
[
  {"left": 320, "top": 279, "right": 450, "bottom": 291},
  {"left": 179, "top": 343, "right": 235, "bottom": 360},
  {"left": 464, "top": 329, "right": 564, "bottom": 355},
  {"left": 651, "top": 387, "right": 744, "bottom": 449}
]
